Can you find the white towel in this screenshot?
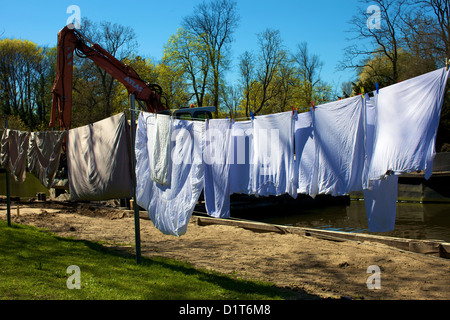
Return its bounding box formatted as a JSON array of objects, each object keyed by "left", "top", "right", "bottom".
[
  {"left": 151, "top": 114, "right": 172, "bottom": 186},
  {"left": 363, "top": 175, "right": 399, "bottom": 232}
]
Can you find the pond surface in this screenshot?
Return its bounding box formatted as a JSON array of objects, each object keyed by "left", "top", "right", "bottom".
[
  {"left": 252, "top": 200, "right": 450, "bottom": 243},
  {"left": 2, "top": 171, "right": 450, "bottom": 242}
]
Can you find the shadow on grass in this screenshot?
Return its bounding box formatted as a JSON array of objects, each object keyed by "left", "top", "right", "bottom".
[
  {"left": 0, "top": 220, "right": 321, "bottom": 300},
  {"left": 55, "top": 235, "right": 320, "bottom": 300}
]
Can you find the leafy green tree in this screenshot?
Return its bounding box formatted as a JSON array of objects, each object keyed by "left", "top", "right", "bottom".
[{"left": 0, "top": 38, "right": 53, "bottom": 130}]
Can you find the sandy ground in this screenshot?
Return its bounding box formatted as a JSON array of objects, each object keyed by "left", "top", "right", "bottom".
[{"left": 1, "top": 200, "right": 449, "bottom": 300}]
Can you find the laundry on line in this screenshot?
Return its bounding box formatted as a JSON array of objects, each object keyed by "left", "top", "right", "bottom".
[{"left": 1, "top": 67, "right": 448, "bottom": 236}]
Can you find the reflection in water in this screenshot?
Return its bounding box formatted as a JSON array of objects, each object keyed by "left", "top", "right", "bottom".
[
  {"left": 258, "top": 200, "right": 450, "bottom": 242},
  {"left": 2, "top": 171, "right": 450, "bottom": 242}
]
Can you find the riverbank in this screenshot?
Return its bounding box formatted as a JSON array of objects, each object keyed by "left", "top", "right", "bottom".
[{"left": 1, "top": 200, "right": 449, "bottom": 300}]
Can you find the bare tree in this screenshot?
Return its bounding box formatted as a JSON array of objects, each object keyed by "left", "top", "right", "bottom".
[
  {"left": 238, "top": 50, "right": 255, "bottom": 117},
  {"left": 221, "top": 84, "right": 241, "bottom": 118},
  {"left": 254, "top": 28, "right": 285, "bottom": 114},
  {"left": 293, "top": 42, "right": 324, "bottom": 104},
  {"left": 339, "top": 0, "right": 410, "bottom": 84},
  {"left": 79, "top": 18, "right": 138, "bottom": 118},
  {"left": 404, "top": 0, "right": 450, "bottom": 64},
  {"left": 182, "top": 0, "right": 239, "bottom": 115}
]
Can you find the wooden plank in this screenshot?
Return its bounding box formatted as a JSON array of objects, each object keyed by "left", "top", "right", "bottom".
[{"left": 195, "top": 216, "right": 449, "bottom": 258}]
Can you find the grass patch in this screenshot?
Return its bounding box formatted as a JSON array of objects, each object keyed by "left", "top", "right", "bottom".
[{"left": 0, "top": 220, "right": 297, "bottom": 300}]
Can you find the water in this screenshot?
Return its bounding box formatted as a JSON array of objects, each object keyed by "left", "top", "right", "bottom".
[
  {"left": 2, "top": 171, "right": 450, "bottom": 242},
  {"left": 253, "top": 200, "right": 450, "bottom": 243}
]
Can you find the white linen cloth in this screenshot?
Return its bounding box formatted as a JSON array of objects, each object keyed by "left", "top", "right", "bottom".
[
  {"left": 311, "top": 95, "right": 366, "bottom": 197},
  {"left": 67, "top": 112, "right": 133, "bottom": 201},
  {"left": 368, "top": 67, "right": 449, "bottom": 181},
  {"left": 293, "top": 111, "right": 316, "bottom": 196},
  {"left": 363, "top": 93, "right": 399, "bottom": 232},
  {"left": 151, "top": 114, "right": 172, "bottom": 186},
  {"left": 135, "top": 112, "right": 204, "bottom": 236},
  {"left": 229, "top": 120, "right": 254, "bottom": 195},
  {"left": 203, "top": 119, "right": 232, "bottom": 218},
  {"left": 252, "top": 111, "right": 296, "bottom": 198},
  {"left": 1, "top": 129, "right": 30, "bottom": 183},
  {"left": 27, "top": 131, "right": 66, "bottom": 188}
]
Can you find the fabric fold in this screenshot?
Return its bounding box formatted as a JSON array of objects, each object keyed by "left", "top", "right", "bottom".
[{"left": 229, "top": 120, "right": 254, "bottom": 195}]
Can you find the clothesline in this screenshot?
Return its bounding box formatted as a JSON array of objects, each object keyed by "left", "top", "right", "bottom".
[{"left": 2, "top": 67, "right": 449, "bottom": 239}]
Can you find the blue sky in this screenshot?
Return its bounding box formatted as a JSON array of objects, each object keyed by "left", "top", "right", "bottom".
[{"left": 0, "top": 0, "right": 364, "bottom": 92}]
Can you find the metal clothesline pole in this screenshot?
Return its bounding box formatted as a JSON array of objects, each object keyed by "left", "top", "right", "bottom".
[
  {"left": 129, "top": 94, "right": 142, "bottom": 264},
  {"left": 4, "top": 118, "right": 11, "bottom": 227}
]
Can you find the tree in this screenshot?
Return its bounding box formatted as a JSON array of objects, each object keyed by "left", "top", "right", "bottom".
[
  {"left": 163, "top": 28, "right": 210, "bottom": 107},
  {"left": 238, "top": 50, "right": 255, "bottom": 117},
  {"left": 293, "top": 42, "right": 324, "bottom": 106},
  {"left": 221, "top": 84, "right": 241, "bottom": 118},
  {"left": 182, "top": 0, "right": 239, "bottom": 115},
  {"left": 72, "top": 18, "right": 138, "bottom": 124},
  {"left": 0, "top": 39, "right": 53, "bottom": 130},
  {"left": 339, "top": 0, "right": 410, "bottom": 85},
  {"left": 253, "top": 29, "right": 285, "bottom": 114}
]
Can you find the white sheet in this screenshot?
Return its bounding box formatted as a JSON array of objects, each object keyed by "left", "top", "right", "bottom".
[
  {"left": 135, "top": 112, "right": 204, "bottom": 236},
  {"left": 293, "top": 111, "right": 316, "bottom": 196},
  {"left": 363, "top": 92, "right": 399, "bottom": 232},
  {"left": 67, "top": 112, "right": 133, "bottom": 201},
  {"left": 203, "top": 119, "right": 232, "bottom": 218},
  {"left": 229, "top": 120, "right": 254, "bottom": 195},
  {"left": 311, "top": 95, "right": 366, "bottom": 197},
  {"left": 368, "top": 67, "right": 449, "bottom": 181},
  {"left": 252, "top": 111, "right": 296, "bottom": 198}
]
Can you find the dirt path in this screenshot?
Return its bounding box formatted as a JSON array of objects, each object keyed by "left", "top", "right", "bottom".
[{"left": 1, "top": 201, "right": 449, "bottom": 300}]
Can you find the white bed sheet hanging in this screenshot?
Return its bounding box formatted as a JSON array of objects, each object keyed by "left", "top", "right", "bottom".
[
  {"left": 252, "top": 111, "right": 296, "bottom": 198},
  {"left": 311, "top": 95, "right": 366, "bottom": 197},
  {"left": 293, "top": 111, "right": 316, "bottom": 196},
  {"left": 135, "top": 112, "right": 204, "bottom": 236},
  {"left": 368, "top": 67, "right": 450, "bottom": 181},
  {"left": 203, "top": 119, "right": 232, "bottom": 218}
]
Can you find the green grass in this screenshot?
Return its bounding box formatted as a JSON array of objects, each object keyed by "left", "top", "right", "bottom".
[{"left": 0, "top": 220, "right": 297, "bottom": 300}]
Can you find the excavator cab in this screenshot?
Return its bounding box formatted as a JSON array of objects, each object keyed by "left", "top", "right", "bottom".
[{"left": 159, "top": 106, "right": 216, "bottom": 121}]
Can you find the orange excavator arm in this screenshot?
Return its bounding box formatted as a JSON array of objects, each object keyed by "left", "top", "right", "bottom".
[{"left": 50, "top": 26, "right": 166, "bottom": 130}]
